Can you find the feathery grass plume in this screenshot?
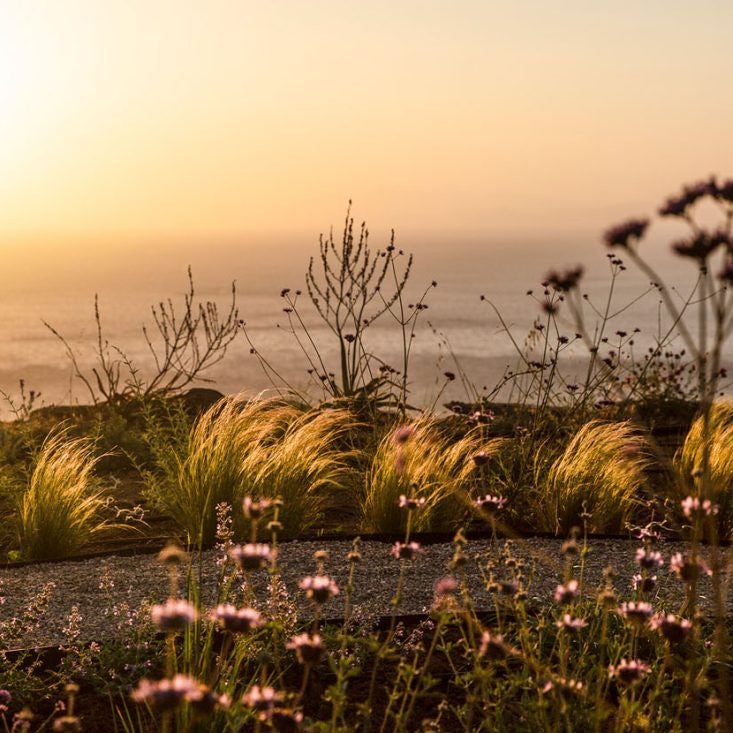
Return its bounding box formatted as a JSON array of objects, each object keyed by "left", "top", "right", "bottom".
[
  {"left": 15, "top": 428, "right": 110, "bottom": 560},
  {"left": 674, "top": 399, "right": 733, "bottom": 537},
  {"left": 241, "top": 407, "right": 361, "bottom": 534},
  {"left": 144, "top": 395, "right": 305, "bottom": 546},
  {"left": 543, "top": 420, "right": 652, "bottom": 534},
  {"left": 362, "top": 416, "right": 504, "bottom": 533}
]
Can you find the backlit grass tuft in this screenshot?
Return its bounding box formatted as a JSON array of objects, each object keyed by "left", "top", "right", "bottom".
[
  {"left": 16, "top": 429, "right": 110, "bottom": 560},
  {"left": 674, "top": 399, "right": 733, "bottom": 537},
  {"left": 543, "top": 420, "right": 652, "bottom": 534},
  {"left": 362, "top": 417, "right": 504, "bottom": 533}
]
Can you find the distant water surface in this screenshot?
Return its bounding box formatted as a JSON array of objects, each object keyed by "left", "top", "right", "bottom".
[{"left": 0, "top": 231, "right": 726, "bottom": 413}]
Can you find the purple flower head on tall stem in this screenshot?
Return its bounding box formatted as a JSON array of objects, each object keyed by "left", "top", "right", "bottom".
[
  {"left": 150, "top": 599, "right": 198, "bottom": 632},
  {"left": 603, "top": 219, "right": 649, "bottom": 249},
  {"left": 299, "top": 575, "right": 339, "bottom": 605},
  {"left": 229, "top": 543, "right": 272, "bottom": 571}
]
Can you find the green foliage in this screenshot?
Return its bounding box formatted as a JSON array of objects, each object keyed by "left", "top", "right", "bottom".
[{"left": 14, "top": 429, "right": 113, "bottom": 560}]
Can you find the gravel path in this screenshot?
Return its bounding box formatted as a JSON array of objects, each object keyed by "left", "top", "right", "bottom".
[{"left": 1, "top": 538, "right": 730, "bottom": 649}]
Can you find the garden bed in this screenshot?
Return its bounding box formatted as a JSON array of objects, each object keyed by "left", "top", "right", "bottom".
[{"left": 2, "top": 536, "right": 728, "bottom": 651}]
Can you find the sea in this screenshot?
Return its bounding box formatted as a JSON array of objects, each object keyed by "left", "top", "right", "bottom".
[{"left": 0, "top": 230, "right": 726, "bottom": 416}]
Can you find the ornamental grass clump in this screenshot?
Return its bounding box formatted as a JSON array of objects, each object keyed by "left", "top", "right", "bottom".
[
  {"left": 15, "top": 429, "right": 111, "bottom": 560},
  {"left": 674, "top": 400, "right": 733, "bottom": 538},
  {"left": 542, "top": 420, "right": 653, "bottom": 534},
  {"left": 361, "top": 417, "right": 504, "bottom": 533},
  {"left": 144, "top": 396, "right": 304, "bottom": 545},
  {"left": 240, "top": 407, "right": 361, "bottom": 534}
]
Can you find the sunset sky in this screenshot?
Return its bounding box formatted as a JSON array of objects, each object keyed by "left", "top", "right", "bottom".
[{"left": 1, "top": 0, "right": 732, "bottom": 242}]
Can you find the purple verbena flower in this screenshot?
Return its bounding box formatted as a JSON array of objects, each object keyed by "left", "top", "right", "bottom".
[
  {"left": 150, "top": 599, "right": 198, "bottom": 633},
  {"left": 603, "top": 219, "right": 649, "bottom": 248},
  {"left": 299, "top": 576, "right": 339, "bottom": 605},
  {"left": 554, "top": 579, "right": 579, "bottom": 605},
  {"left": 210, "top": 604, "right": 263, "bottom": 633},
  {"left": 228, "top": 543, "right": 272, "bottom": 571},
  {"left": 286, "top": 633, "right": 325, "bottom": 665},
  {"left": 609, "top": 658, "right": 650, "bottom": 684},
  {"left": 132, "top": 674, "right": 199, "bottom": 711},
  {"left": 391, "top": 541, "right": 423, "bottom": 561}
]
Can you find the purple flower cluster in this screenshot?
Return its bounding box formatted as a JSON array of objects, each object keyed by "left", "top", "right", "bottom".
[
  {"left": 603, "top": 218, "right": 649, "bottom": 249},
  {"left": 228, "top": 543, "right": 273, "bottom": 571},
  {"left": 544, "top": 265, "right": 584, "bottom": 292},
  {"left": 608, "top": 659, "right": 650, "bottom": 685},
  {"left": 391, "top": 541, "right": 423, "bottom": 561},
  {"left": 210, "top": 604, "right": 263, "bottom": 633},
  {"left": 299, "top": 575, "right": 340, "bottom": 605},
  {"left": 132, "top": 675, "right": 230, "bottom": 713},
  {"left": 150, "top": 599, "right": 198, "bottom": 632}
]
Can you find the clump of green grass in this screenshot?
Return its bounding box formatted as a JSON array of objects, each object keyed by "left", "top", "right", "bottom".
[
  {"left": 241, "top": 407, "right": 362, "bottom": 534},
  {"left": 674, "top": 400, "right": 733, "bottom": 537},
  {"left": 15, "top": 429, "right": 110, "bottom": 560},
  {"left": 144, "top": 396, "right": 306, "bottom": 546},
  {"left": 542, "top": 420, "right": 652, "bottom": 534},
  {"left": 362, "top": 417, "right": 504, "bottom": 533}
]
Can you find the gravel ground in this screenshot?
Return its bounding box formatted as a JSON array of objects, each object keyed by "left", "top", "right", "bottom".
[{"left": 0, "top": 538, "right": 730, "bottom": 649}]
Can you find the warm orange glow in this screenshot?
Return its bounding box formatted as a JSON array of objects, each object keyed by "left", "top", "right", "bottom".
[{"left": 1, "top": 1, "right": 732, "bottom": 241}]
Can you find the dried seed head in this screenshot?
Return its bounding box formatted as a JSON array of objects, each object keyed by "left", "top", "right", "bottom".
[
  {"left": 241, "top": 685, "right": 282, "bottom": 719},
  {"left": 561, "top": 539, "right": 579, "bottom": 556},
  {"left": 669, "top": 553, "right": 711, "bottom": 583},
  {"left": 474, "top": 494, "right": 507, "bottom": 511},
  {"left": 631, "top": 574, "right": 657, "bottom": 594},
  {"left": 391, "top": 541, "right": 423, "bottom": 561},
  {"left": 617, "top": 601, "right": 654, "bottom": 627},
  {"left": 556, "top": 614, "right": 587, "bottom": 634},
  {"left": 603, "top": 219, "right": 649, "bottom": 249},
  {"left": 53, "top": 716, "right": 82, "bottom": 732},
  {"left": 598, "top": 589, "right": 617, "bottom": 609},
  {"left": 479, "top": 631, "right": 513, "bottom": 660},
  {"left": 650, "top": 613, "right": 693, "bottom": 644},
  {"left": 635, "top": 548, "right": 664, "bottom": 570},
  {"left": 186, "top": 685, "right": 231, "bottom": 715},
  {"left": 398, "top": 495, "right": 426, "bottom": 510}
]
